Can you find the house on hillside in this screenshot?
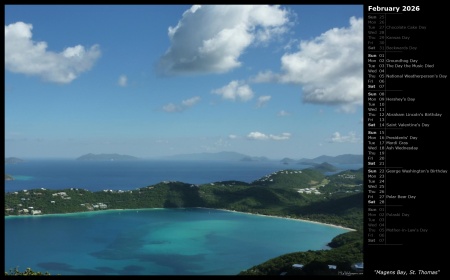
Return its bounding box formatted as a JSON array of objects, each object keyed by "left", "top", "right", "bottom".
[
  {"left": 352, "top": 262, "right": 364, "bottom": 272},
  {"left": 328, "top": 265, "right": 337, "bottom": 270}
]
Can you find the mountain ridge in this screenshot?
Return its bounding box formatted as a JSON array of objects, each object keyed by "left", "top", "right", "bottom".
[
  {"left": 297, "top": 154, "right": 363, "bottom": 165},
  {"left": 161, "top": 152, "right": 362, "bottom": 164}
]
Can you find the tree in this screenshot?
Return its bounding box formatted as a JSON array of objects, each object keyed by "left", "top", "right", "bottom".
[{"left": 5, "top": 267, "right": 51, "bottom": 276}]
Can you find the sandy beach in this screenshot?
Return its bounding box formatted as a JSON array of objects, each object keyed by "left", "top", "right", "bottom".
[{"left": 196, "top": 207, "right": 357, "bottom": 231}]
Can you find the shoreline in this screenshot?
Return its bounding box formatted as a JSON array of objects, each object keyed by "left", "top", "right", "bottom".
[
  {"left": 4, "top": 208, "right": 165, "bottom": 219},
  {"left": 5, "top": 206, "right": 357, "bottom": 231},
  {"left": 198, "top": 207, "right": 356, "bottom": 231}
]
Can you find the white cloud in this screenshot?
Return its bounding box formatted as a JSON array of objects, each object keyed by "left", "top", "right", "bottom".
[
  {"left": 247, "top": 131, "right": 291, "bottom": 141},
  {"left": 277, "top": 110, "right": 290, "bottom": 116},
  {"left": 283, "top": 38, "right": 299, "bottom": 50},
  {"left": 256, "top": 95, "right": 271, "bottom": 108},
  {"left": 163, "top": 96, "right": 201, "bottom": 112},
  {"left": 330, "top": 131, "right": 359, "bottom": 143},
  {"left": 212, "top": 80, "right": 254, "bottom": 102},
  {"left": 118, "top": 75, "right": 128, "bottom": 87},
  {"left": 158, "top": 5, "right": 289, "bottom": 75},
  {"left": 250, "top": 70, "right": 278, "bottom": 83},
  {"left": 181, "top": 96, "right": 201, "bottom": 107},
  {"left": 162, "top": 103, "right": 180, "bottom": 113},
  {"left": 247, "top": 131, "right": 269, "bottom": 140},
  {"left": 254, "top": 16, "right": 363, "bottom": 112},
  {"left": 269, "top": 132, "right": 291, "bottom": 140},
  {"left": 5, "top": 22, "right": 101, "bottom": 84},
  {"left": 228, "top": 134, "right": 238, "bottom": 139}
]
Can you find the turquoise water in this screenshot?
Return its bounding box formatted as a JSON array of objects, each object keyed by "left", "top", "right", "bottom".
[
  {"left": 8, "top": 175, "right": 34, "bottom": 181},
  {"left": 5, "top": 208, "right": 350, "bottom": 275}
]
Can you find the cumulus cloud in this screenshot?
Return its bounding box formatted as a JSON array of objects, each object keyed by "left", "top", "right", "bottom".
[
  {"left": 253, "top": 16, "right": 363, "bottom": 112},
  {"left": 247, "top": 132, "right": 269, "bottom": 140},
  {"left": 247, "top": 131, "right": 291, "bottom": 141},
  {"left": 330, "top": 131, "right": 359, "bottom": 143},
  {"left": 212, "top": 80, "right": 254, "bottom": 102},
  {"left": 5, "top": 22, "right": 101, "bottom": 84},
  {"left": 118, "top": 75, "right": 128, "bottom": 87},
  {"left": 163, "top": 96, "right": 201, "bottom": 112},
  {"left": 256, "top": 95, "right": 271, "bottom": 108},
  {"left": 158, "top": 5, "right": 289, "bottom": 75},
  {"left": 228, "top": 134, "right": 238, "bottom": 139}
]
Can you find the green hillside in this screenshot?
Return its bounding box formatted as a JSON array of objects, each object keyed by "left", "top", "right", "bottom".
[
  {"left": 239, "top": 230, "right": 363, "bottom": 275},
  {"left": 251, "top": 168, "right": 325, "bottom": 189}
]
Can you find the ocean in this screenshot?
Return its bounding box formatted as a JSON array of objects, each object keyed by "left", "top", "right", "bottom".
[
  {"left": 4, "top": 159, "right": 362, "bottom": 193},
  {"left": 4, "top": 159, "right": 361, "bottom": 275}
]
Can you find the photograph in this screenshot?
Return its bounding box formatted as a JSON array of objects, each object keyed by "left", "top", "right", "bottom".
[{"left": 4, "top": 4, "right": 365, "bottom": 276}]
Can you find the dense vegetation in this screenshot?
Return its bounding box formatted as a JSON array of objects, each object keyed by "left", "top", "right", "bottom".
[
  {"left": 5, "top": 267, "right": 51, "bottom": 276},
  {"left": 239, "top": 230, "right": 363, "bottom": 275},
  {"left": 5, "top": 167, "right": 363, "bottom": 275}
]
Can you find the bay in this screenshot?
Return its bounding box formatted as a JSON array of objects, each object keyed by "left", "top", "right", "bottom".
[{"left": 5, "top": 208, "right": 350, "bottom": 275}]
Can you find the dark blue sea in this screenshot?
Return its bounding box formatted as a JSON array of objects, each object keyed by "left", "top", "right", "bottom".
[
  {"left": 4, "top": 160, "right": 361, "bottom": 275},
  {"left": 4, "top": 159, "right": 362, "bottom": 193}
]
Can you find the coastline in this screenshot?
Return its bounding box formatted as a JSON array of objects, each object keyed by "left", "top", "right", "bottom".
[
  {"left": 4, "top": 208, "right": 165, "bottom": 219},
  {"left": 5, "top": 206, "right": 357, "bottom": 231},
  {"left": 198, "top": 207, "right": 356, "bottom": 231}
]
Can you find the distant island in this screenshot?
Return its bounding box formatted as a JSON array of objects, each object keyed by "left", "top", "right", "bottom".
[
  {"left": 307, "top": 162, "right": 338, "bottom": 173},
  {"left": 5, "top": 157, "right": 23, "bottom": 181},
  {"left": 281, "top": 161, "right": 339, "bottom": 173},
  {"left": 240, "top": 156, "right": 269, "bottom": 162},
  {"left": 162, "top": 152, "right": 362, "bottom": 164},
  {"left": 5, "top": 157, "right": 24, "bottom": 164},
  {"left": 161, "top": 151, "right": 253, "bottom": 161},
  {"left": 281, "top": 157, "right": 297, "bottom": 164},
  {"left": 76, "top": 153, "right": 141, "bottom": 161},
  {"left": 283, "top": 154, "right": 363, "bottom": 165}
]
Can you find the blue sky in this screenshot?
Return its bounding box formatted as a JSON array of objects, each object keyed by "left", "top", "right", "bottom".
[{"left": 5, "top": 4, "right": 363, "bottom": 160}]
